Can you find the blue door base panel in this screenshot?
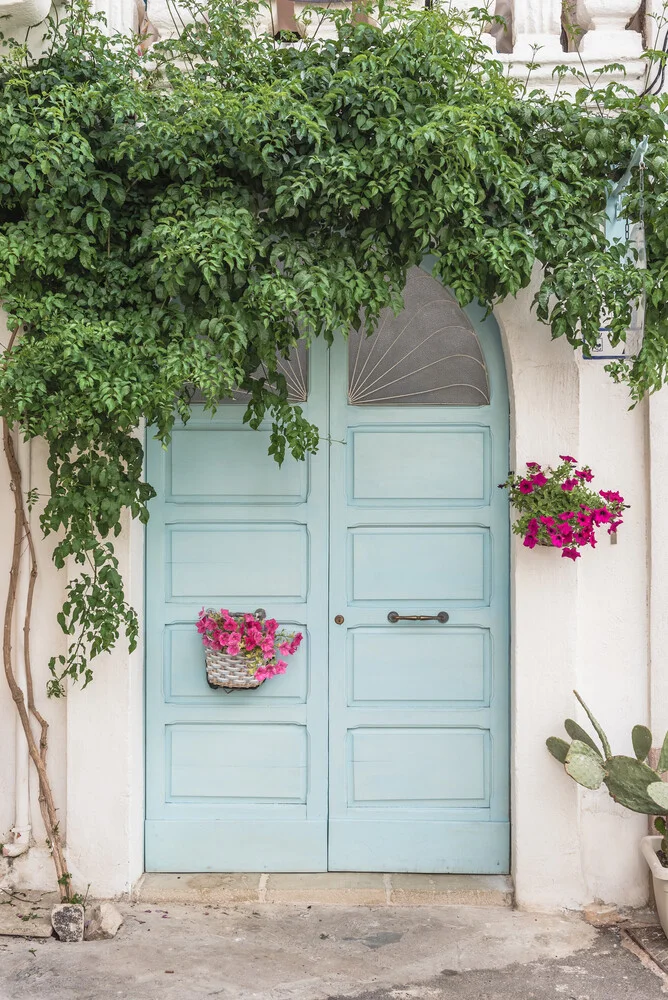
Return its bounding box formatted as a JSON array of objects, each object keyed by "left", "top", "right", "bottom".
[
  {"left": 328, "top": 820, "right": 510, "bottom": 874},
  {"left": 145, "top": 820, "right": 328, "bottom": 872}
]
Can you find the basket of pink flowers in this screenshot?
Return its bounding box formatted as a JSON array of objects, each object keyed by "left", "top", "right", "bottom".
[
  {"left": 197, "top": 608, "right": 303, "bottom": 690},
  {"left": 500, "top": 456, "right": 628, "bottom": 560}
]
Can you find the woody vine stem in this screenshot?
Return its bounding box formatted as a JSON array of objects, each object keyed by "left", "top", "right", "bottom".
[
  {"left": 2, "top": 326, "right": 69, "bottom": 901},
  {"left": 2, "top": 420, "right": 70, "bottom": 901}
]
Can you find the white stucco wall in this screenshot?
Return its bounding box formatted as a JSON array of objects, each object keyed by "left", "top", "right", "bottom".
[{"left": 496, "top": 272, "right": 650, "bottom": 911}]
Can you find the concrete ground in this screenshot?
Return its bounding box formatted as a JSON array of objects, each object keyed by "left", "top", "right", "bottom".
[{"left": 0, "top": 902, "right": 666, "bottom": 1000}]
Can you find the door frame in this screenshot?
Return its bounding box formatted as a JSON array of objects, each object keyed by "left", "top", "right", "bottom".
[{"left": 141, "top": 267, "right": 511, "bottom": 876}]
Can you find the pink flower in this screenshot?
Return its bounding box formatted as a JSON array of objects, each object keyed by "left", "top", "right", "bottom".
[
  {"left": 576, "top": 511, "right": 592, "bottom": 527},
  {"left": 559, "top": 455, "right": 577, "bottom": 464},
  {"left": 562, "top": 547, "right": 581, "bottom": 560},
  {"left": 558, "top": 512, "right": 575, "bottom": 521},
  {"left": 592, "top": 507, "right": 612, "bottom": 525},
  {"left": 526, "top": 461, "right": 541, "bottom": 470},
  {"left": 575, "top": 468, "right": 594, "bottom": 483},
  {"left": 600, "top": 490, "right": 624, "bottom": 504},
  {"left": 523, "top": 534, "right": 537, "bottom": 549},
  {"left": 530, "top": 472, "right": 548, "bottom": 487},
  {"left": 227, "top": 639, "right": 241, "bottom": 656},
  {"left": 278, "top": 642, "right": 291, "bottom": 656},
  {"left": 608, "top": 519, "right": 623, "bottom": 534},
  {"left": 561, "top": 478, "right": 578, "bottom": 492},
  {"left": 288, "top": 634, "right": 303, "bottom": 655},
  {"left": 539, "top": 515, "right": 554, "bottom": 526},
  {"left": 245, "top": 627, "right": 262, "bottom": 651},
  {"left": 527, "top": 518, "right": 539, "bottom": 535},
  {"left": 518, "top": 480, "right": 534, "bottom": 494}
]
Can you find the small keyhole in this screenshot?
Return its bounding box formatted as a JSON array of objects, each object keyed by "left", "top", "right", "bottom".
[{"left": 334, "top": 615, "right": 344, "bottom": 625}]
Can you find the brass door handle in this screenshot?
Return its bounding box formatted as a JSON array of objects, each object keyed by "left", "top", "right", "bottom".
[{"left": 387, "top": 611, "right": 449, "bottom": 623}]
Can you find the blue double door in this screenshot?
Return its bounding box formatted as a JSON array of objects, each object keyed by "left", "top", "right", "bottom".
[{"left": 145, "top": 267, "right": 510, "bottom": 873}]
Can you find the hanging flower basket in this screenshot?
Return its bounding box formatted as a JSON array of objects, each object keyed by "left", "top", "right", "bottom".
[
  {"left": 197, "top": 608, "right": 303, "bottom": 690},
  {"left": 499, "top": 456, "right": 629, "bottom": 560}
]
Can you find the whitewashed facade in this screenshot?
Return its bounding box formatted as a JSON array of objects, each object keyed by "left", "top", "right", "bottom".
[{"left": 0, "top": 0, "right": 665, "bottom": 911}]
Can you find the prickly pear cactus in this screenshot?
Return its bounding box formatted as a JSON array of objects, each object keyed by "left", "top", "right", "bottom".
[{"left": 546, "top": 692, "right": 668, "bottom": 840}]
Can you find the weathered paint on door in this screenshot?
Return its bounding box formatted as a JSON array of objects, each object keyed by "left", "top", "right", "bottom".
[{"left": 145, "top": 265, "right": 510, "bottom": 873}]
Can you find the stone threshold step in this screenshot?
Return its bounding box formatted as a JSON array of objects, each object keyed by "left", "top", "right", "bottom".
[{"left": 136, "top": 872, "right": 513, "bottom": 907}]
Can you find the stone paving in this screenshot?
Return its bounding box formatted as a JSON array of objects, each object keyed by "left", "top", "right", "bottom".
[{"left": 0, "top": 902, "right": 666, "bottom": 1000}]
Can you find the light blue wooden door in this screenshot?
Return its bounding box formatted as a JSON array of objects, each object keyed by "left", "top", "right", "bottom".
[
  {"left": 144, "top": 340, "right": 329, "bottom": 871},
  {"left": 145, "top": 264, "right": 509, "bottom": 873},
  {"left": 327, "top": 265, "right": 510, "bottom": 873}
]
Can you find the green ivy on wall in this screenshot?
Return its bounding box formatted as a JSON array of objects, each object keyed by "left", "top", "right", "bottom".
[{"left": 0, "top": 0, "right": 666, "bottom": 695}]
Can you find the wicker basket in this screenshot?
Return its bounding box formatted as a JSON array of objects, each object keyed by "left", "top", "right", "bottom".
[{"left": 205, "top": 648, "right": 264, "bottom": 690}]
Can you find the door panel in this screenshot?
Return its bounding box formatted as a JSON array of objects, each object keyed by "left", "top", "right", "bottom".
[
  {"left": 348, "top": 527, "right": 489, "bottom": 604},
  {"left": 347, "top": 627, "right": 490, "bottom": 705},
  {"left": 145, "top": 341, "right": 329, "bottom": 872},
  {"left": 328, "top": 266, "right": 510, "bottom": 873},
  {"left": 349, "top": 427, "right": 489, "bottom": 503}
]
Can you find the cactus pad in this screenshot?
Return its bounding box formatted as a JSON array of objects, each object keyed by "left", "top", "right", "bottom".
[
  {"left": 648, "top": 782, "right": 668, "bottom": 813},
  {"left": 603, "top": 756, "right": 660, "bottom": 814},
  {"left": 658, "top": 732, "right": 668, "bottom": 773},
  {"left": 546, "top": 737, "right": 570, "bottom": 764},
  {"left": 565, "top": 740, "right": 605, "bottom": 789},
  {"left": 632, "top": 725, "right": 653, "bottom": 763},
  {"left": 564, "top": 720, "right": 602, "bottom": 757}
]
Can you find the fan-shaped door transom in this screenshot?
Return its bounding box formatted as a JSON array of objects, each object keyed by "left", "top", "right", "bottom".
[{"left": 348, "top": 268, "right": 490, "bottom": 406}]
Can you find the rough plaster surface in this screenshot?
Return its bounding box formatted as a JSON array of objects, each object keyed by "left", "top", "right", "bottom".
[{"left": 0, "top": 904, "right": 663, "bottom": 1000}]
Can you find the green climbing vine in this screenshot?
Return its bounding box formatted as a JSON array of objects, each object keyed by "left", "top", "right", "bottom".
[{"left": 0, "top": 0, "right": 667, "bottom": 704}]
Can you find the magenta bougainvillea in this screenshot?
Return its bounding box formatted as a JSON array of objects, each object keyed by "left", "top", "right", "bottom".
[
  {"left": 500, "top": 458, "right": 628, "bottom": 560},
  {"left": 197, "top": 609, "right": 303, "bottom": 682}
]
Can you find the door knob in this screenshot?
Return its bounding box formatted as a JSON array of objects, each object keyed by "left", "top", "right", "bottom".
[{"left": 334, "top": 615, "right": 344, "bottom": 625}]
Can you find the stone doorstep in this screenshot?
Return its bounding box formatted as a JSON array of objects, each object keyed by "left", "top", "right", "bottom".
[{"left": 136, "top": 872, "right": 514, "bottom": 907}]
